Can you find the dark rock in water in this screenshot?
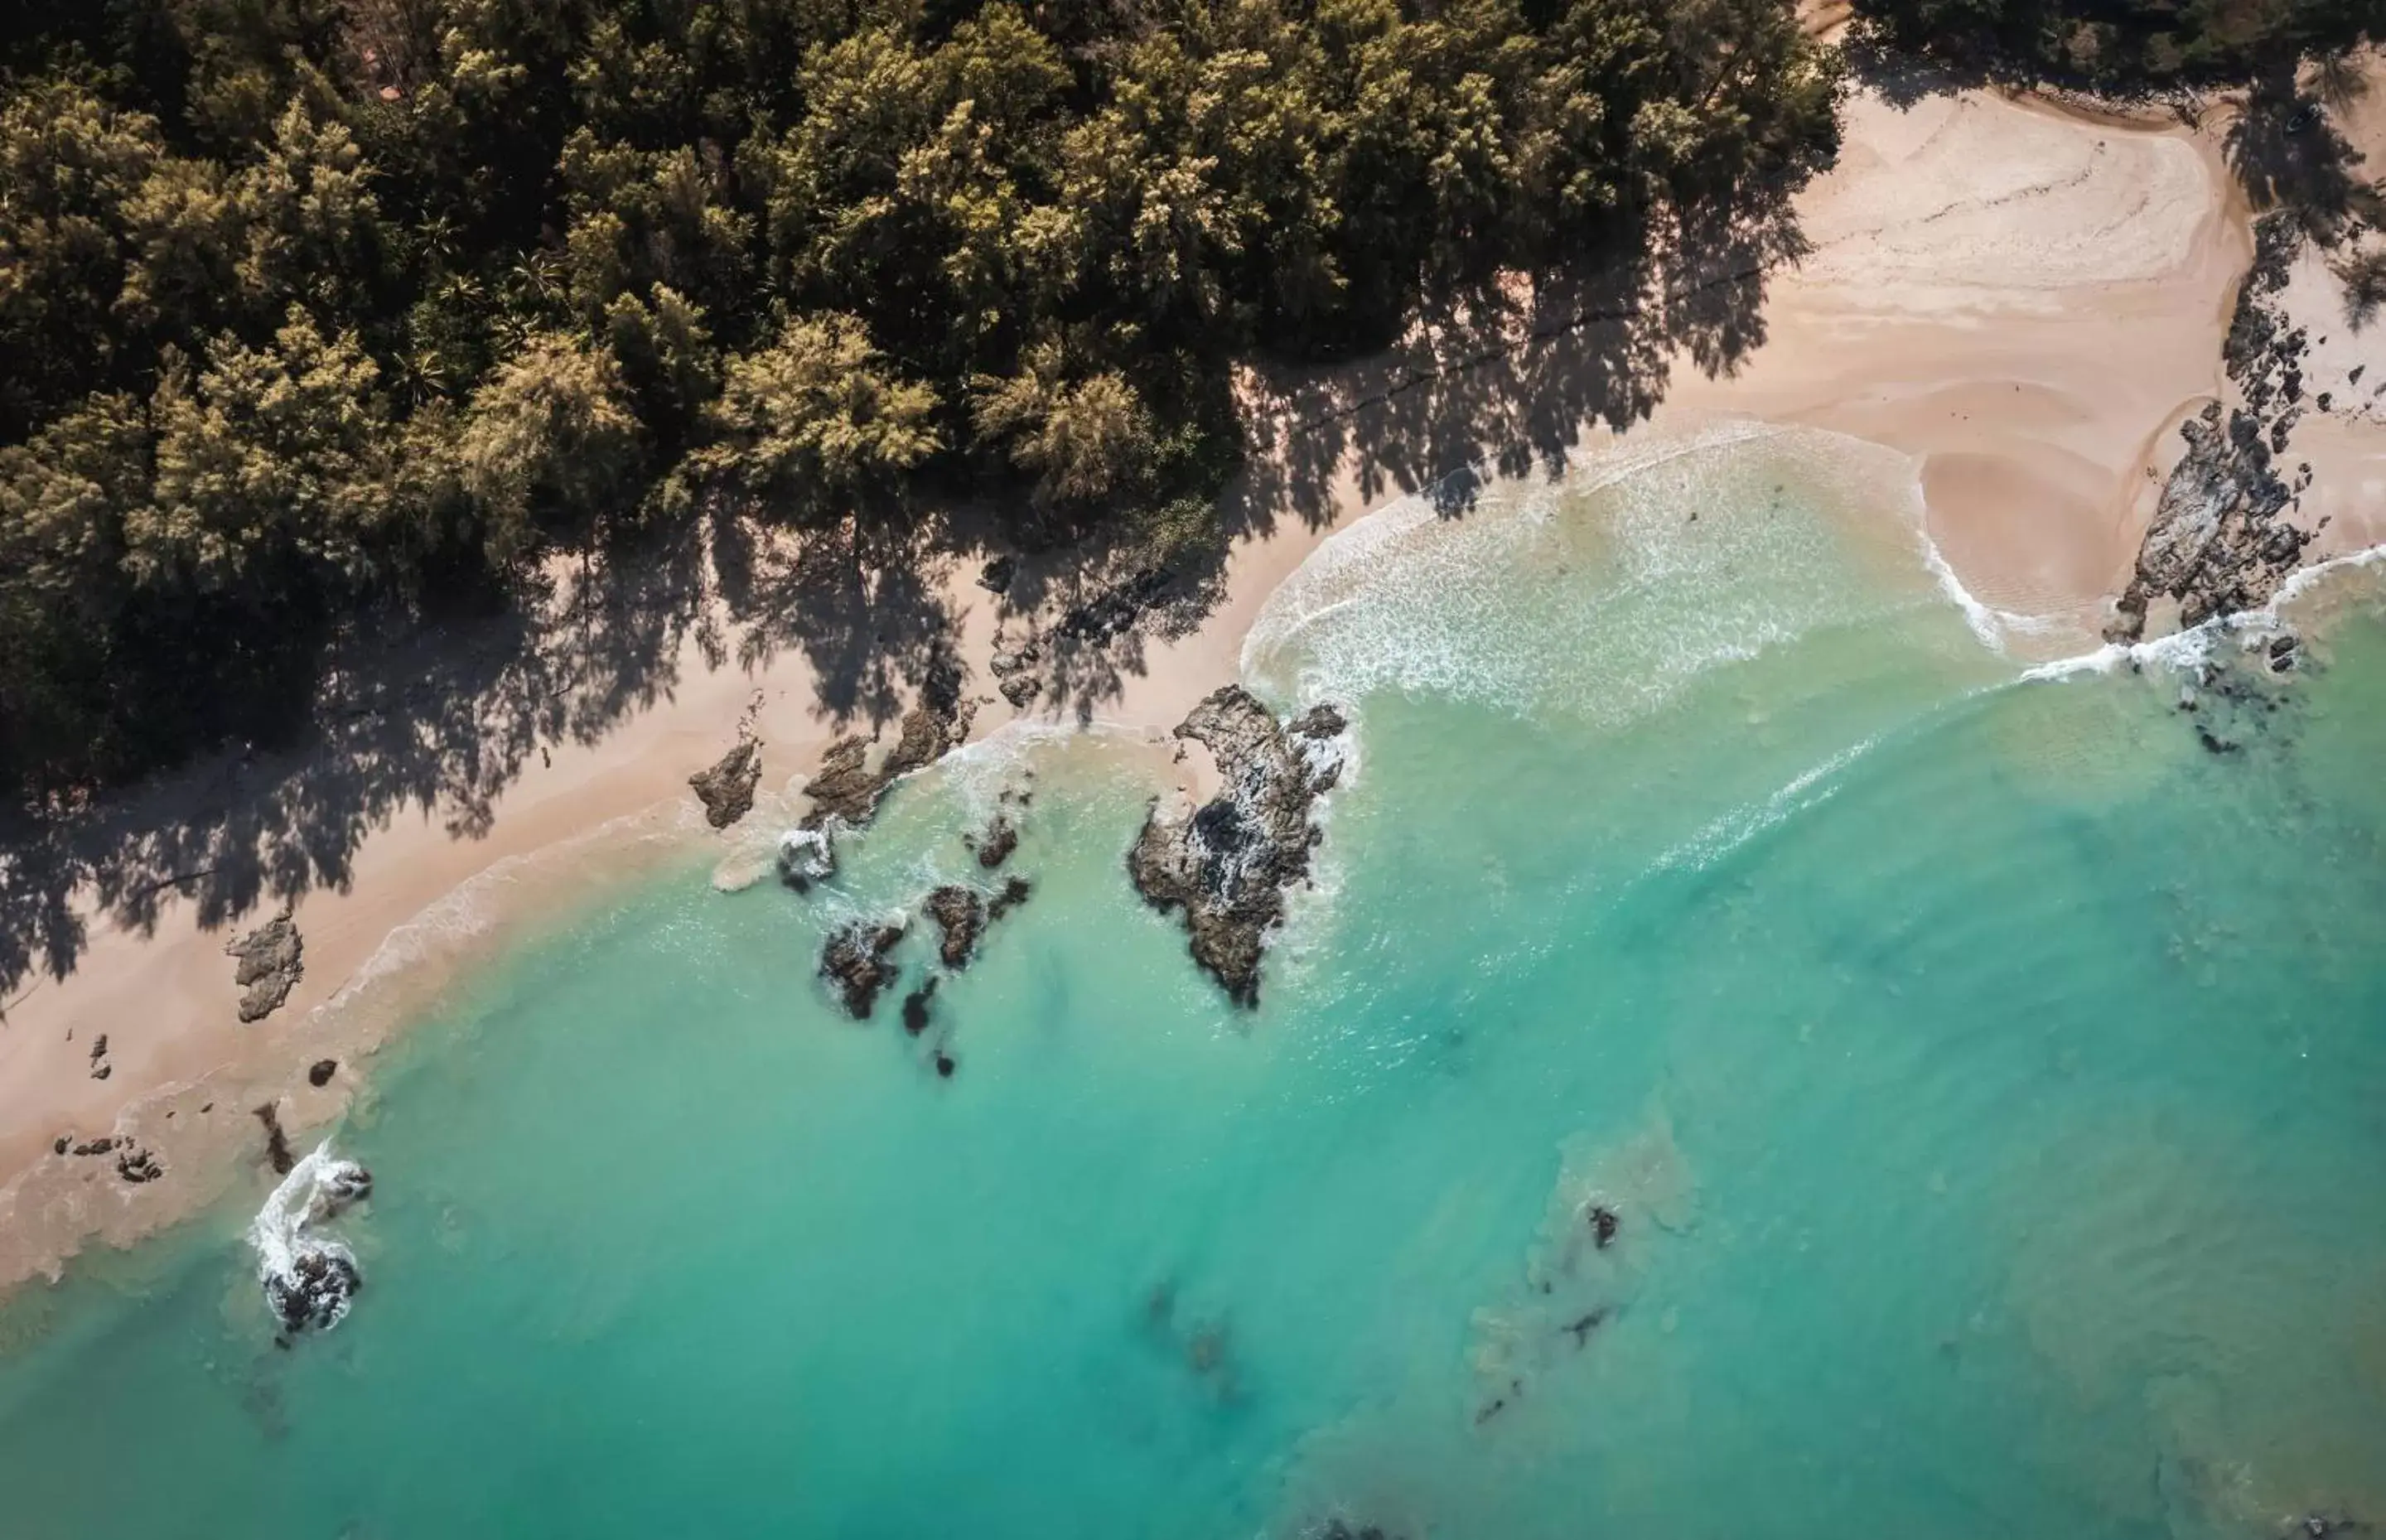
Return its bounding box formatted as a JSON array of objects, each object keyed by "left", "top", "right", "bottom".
[
  {"left": 116, "top": 1147, "right": 163, "bottom": 1183},
  {"left": 925, "top": 885, "right": 988, "bottom": 969},
  {"left": 1587, "top": 1204, "right": 1620, "bottom": 1248},
  {"left": 2106, "top": 403, "right": 2314, "bottom": 644},
  {"left": 776, "top": 828, "right": 837, "bottom": 892},
  {"left": 307, "top": 1058, "right": 338, "bottom": 1088},
  {"left": 2295, "top": 1515, "right": 2366, "bottom": 1538},
  {"left": 978, "top": 554, "right": 1017, "bottom": 594},
  {"left": 1126, "top": 687, "right": 1346, "bottom": 1007},
  {"left": 2196, "top": 725, "right": 2239, "bottom": 755},
  {"left": 988, "top": 876, "right": 1033, "bottom": 921},
  {"left": 1292, "top": 703, "right": 1347, "bottom": 740},
  {"left": 688, "top": 734, "right": 763, "bottom": 829},
  {"left": 901, "top": 978, "right": 939, "bottom": 1036},
  {"left": 266, "top": 1249, "right": 361, "bottom": 1336},
  {"left": 227, "top": 911, "right": 305, "bottom": 1022},
  {"left": 973, "top": 813, "right": 1020, "bottom": 869},
  {"left": 2268, "top": 633, "right": 2299, "bottom": 672},
  {"left": 72, "top": 1137, "right": 120, "bottom": 1156},
  {"left": 254, "top": 1102, "right": 296, "bottom": 1176},
  {"left": 933, "top": 1049, "right": 957, "bottom": 1079},
  {"left": 820, "top": 920, "right": 906, "bottom": 1018},
  {"left": 1308, "top": 1524, "right": 1403, "bottom": 1540},
  {"left": 1563, "top": 1306, "right": 1611, "bottom": 1347},
  {"left": 51, "top": 1135, "right": 67, "bottom": 1156}
]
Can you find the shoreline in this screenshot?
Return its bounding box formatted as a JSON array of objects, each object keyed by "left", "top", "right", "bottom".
[{"left": 2, "top": 78, "right": 2378, "bottom": 1296}]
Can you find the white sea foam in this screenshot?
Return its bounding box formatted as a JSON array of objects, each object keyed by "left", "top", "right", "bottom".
[
  {"left": 1654, "top": 735, "right": 1883, "bottom": 875},
  {"left": 249, "top": 1140, "right": 372, "bottom": 1335},
  {"left": 1239, "top": 420, "right": 2037, "bottom": 729},
  {"left": 2020, "top": 543, "right": 2386, "bottom": 684}
]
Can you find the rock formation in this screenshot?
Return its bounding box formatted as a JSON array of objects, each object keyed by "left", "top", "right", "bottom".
[
  {"left": 688, "top": 734, "right": 762, "bottom": 829},
  {"left": 2107, "top": 403, "right": 2315, "bottom": 643},
  {"left": 988, "top": 875, "right": 1033, "bottom": 920},
  {"left": 819, "top": 920, "right": 906, "bottom": 1018},
  {"left": 251, "top": 1143, "right": 373, "bottom": 1338},
  {"left": 226, "top": 910, "right": 304, "bottom": 1022},
  {"left": 777, "top": 827, "right": 837, "bottom": 891},
  {"left": 307, "top": 1058, "right": 338, "bottom": 1088},
  {"left": 254, "top": 1101, "right": 296, "bottom": 1175},
  {"left": 925, "top": 885, "right": 988, "bottom": 969},
  {"left": 799, "top": 661, "right": 977, "bottom": 831},
  {"left": 2108, "top": 211, "right": 2330, "bottom": 645},
  {"left": 1126, "top": 686, "right": 1346, "bottom": 1007}
]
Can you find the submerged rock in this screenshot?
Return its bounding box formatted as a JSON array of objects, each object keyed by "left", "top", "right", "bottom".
[
  {"left": 1126, "top": 687, "right": 1346, "bottom": 1007},
  {"left": 925, "top": 885, "right": 988, "bottom": 969},
  {"left": 820, "top": 920, "right": 906, "bottom": 1018},
  {"left": 688, "top": 734, "right": 763, "bottom": 829},
  {"left": 901, "top": 977, "right": 939, "bottom": 1036},
  {"left": 226, "top": 911, "right": 304, "bottom": 1022},
  {"left": 988, "top": 875, "right": 1033, "bottom": 920},
  {"left": 971, "top": 813, "right": 1020, "bottom": 869}
]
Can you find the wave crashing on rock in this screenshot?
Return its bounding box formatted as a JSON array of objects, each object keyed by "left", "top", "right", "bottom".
[{"left": 248, "top": 1142, "right": 373, "bottom": 1337}]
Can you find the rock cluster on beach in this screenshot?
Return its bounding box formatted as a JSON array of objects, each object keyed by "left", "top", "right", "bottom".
[
  {"left": 800, "top": 661, "right": 977, "bottom": 831},
  {"left": 2108, "top": 402, "right": 2315, "bottom": 644},
  {"left": 226, "top": 910, "right": 304, "bottom": 1022},
  {"left": 688, "top": 733, "right": 763, "bottom": 829},
  {"left": 2108, "top": 211, "right": 2331, "bottom": 646},
  {"left": 1126, "top": 688, "right": 1346, "bottom": 1007}
]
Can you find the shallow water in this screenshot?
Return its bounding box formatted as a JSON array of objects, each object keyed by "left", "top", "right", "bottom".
[{"left": 3, "top": 427, "right": 2384, "bottom": 1539}]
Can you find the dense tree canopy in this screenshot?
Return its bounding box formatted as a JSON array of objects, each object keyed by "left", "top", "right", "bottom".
[
  {"left": 0, "top": 0, "right": 1841, "bottom": 794},
  {"left": 1850, "top": 0, "right": 2384, "bottom": 86}
]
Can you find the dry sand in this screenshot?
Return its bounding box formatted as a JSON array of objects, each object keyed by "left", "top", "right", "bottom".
[{"left": 4, "top": 79, "right": 2376, "bottom": 1291}]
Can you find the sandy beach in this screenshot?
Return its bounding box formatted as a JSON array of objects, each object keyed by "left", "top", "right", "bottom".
[{"left": 2, "top": 74, "right": 2377, "bottom": 1293}]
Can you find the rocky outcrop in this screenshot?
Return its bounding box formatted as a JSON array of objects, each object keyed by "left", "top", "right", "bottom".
[
  {"left": 226, "top": 911, "right": 304, "bottom": 1022},
  {"left": 901, "top": 977, "right": 939, "bottom": 1036},
  {"left": 799, "top": 662, "right": 977, "bottom": 831},
  {"left": 2108, "top": 212, "right": 2340, "bottom": 646},
  {"left": 116, "top": 1147, "right": 163, "bottom": 1183},
  {"left": 925, "top": 886, "right": 988, "bottom": 969},
  {"left": 2107, "top": 403, "right": 2315, "bottom": 643},
  {"left": 820, "top": 920, "right": 906, "bottom": 1018},
  {"left": 688, "top": 735, "right": 762, "bottom": 829},
  {"left": 776, "top": 827, "right": 837, "bottom": 891},
  {"left": 251, "top": 1143, "right": 373, "bottom": 1338},
  {"left": 307, "top": 1058, "right": 338, "bottom": 1088},
  {"left": 1126, "top": 686, "right": 1345, "bottom": 1007},
  {"left": 989, "top": 641, "right": 1041, "bottom": 708}
]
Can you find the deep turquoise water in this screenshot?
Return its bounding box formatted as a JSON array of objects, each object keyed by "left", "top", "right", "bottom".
[{"left": 3, "top": 425, "right": 2384, "bottom": 1538}]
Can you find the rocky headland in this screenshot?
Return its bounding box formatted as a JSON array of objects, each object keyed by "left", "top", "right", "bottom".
[{"left": 1126, "top": 688, "right": 1346, "bottom": 1007}]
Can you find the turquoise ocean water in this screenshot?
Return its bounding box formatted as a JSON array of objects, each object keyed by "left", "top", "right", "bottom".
[{"left": 3, "top": 423, "right": 2384, "bottom": 1538}]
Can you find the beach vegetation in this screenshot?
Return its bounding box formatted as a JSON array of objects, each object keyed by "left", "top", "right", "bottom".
[{"left": 0, "top": 0, "right": 1842, "bottom": 796}]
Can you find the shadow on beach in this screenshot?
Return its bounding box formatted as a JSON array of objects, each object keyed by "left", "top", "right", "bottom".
[{"left": 0, "top": 176, "right": 1817, "bottom": 1004}]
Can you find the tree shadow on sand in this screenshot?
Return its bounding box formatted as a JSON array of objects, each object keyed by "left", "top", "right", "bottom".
[{"left": 0, "top": 176, "right": 1816, "bottom": 1004}]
